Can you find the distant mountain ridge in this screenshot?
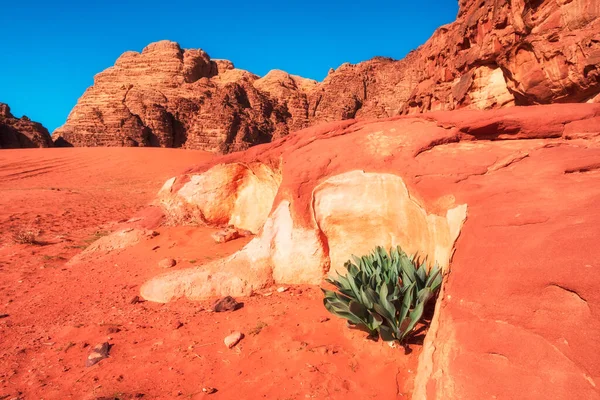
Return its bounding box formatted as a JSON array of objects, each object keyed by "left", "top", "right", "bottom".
[{"left": 46, "top": 0, "right": 600, "bottom": 151}]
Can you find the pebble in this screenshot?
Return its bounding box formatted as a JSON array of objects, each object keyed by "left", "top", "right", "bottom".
[
  {"left": 172, "top": 321, "right": 184, "bottom": 330},
  {"left": 85, "top": 342, "right": 110, "bottom": 367},
  {"left": 106, "top": 326, "right": 121, "bottom": 334},
  {"left": 158, "top": 258, "right": 176, "bottom": 269},
  {"left": 277, "top": 287, "right": 288, "bottom": 293},
  {"left": 224, "top": 332, "right": 244, "bottom": 348},
  {"left": 213, "top": 296, "right": 241, "bottom": 312},
  {"left": 202, "top": 387, "right": 217, "bottom": 394}
]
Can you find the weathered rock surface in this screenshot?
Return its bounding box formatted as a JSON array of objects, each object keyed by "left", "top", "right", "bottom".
[
  {"left": 53, "top": 41, "right": 298, "bottom": 152},
  {"left": 54, "top": 1, "right": 600, "bottom": 152},
  {"left": 138, "top": 103, "right": 600, "bottom": 399},
  {"left": 0, "top": 103, "right": 52, "bottom": 148}
]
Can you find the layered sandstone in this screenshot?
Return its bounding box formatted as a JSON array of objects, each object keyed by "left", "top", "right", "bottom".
[
  {"left": 52, "top": 42, "right": 305, "bottom": 152},
  {"left": 54, "top": 1, "right": 600, "bottom": 152},
  {"left": 123, "top": 103, "right": 600, "bottom": 399},
  {"left": 0, "top": 103, "right": 52, "bottom": 148}
]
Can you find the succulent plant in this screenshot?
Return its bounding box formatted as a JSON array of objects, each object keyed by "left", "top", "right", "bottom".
[{"left": 322, "top": 246, "right": 443, "bottom": 344}]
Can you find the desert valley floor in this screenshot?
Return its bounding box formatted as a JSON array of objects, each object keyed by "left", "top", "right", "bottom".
[{"left": 0, "top": 148, "right": 418, "bottom": 399}]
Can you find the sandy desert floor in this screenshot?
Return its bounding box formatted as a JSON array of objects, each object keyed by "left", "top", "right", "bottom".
[{"left": 0, "top": 148, "right": 419, "bottom": 400}]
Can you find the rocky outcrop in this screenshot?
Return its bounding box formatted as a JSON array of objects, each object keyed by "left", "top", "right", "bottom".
[
  {"left": 53, "top": 42, "right": 302, "bottom": 152},
  {"left": 127, "top": 103, "right": 600, "bottom": 399},
  {"left": 54, "top": 1, "right": 600, "bottom": 152},
  {"left": 0, "top": 103, "right": 52, "bottom": 148}
]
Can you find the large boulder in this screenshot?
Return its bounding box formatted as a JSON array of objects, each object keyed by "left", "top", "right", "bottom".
[{"left": 140, "top": 103, "right": 600, "bottom": 399}]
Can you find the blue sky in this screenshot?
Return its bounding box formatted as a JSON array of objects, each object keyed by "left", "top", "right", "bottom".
[{"left": 0, "top": 0, "right": 458, "bottom": 133}]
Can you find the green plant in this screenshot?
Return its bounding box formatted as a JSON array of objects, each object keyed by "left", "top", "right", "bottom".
[{"left": 322, "top": 246, "right": 442, "bottom": 344}]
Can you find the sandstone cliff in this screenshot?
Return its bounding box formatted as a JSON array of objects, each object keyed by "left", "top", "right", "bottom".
[
  {"left": 0, "top": 103, "right": 53, "bottom": 148},
  {"left": 54, "top": 0, "right": 600, "bottom": 151}
]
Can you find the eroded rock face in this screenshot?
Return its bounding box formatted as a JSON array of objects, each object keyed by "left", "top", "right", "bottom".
[
  {"left": 157, "top": 162, "right": 282, "bottom": 232},
  {"left": 313, "top": 171, "right": 466, "bottom": 276},
  {"left": 138, "top": 103, "right": 600, "bottom": 399},
  {"left": 54, "top": 1, "right": 600, "bottom": 152},
  {"left": 0, "top": 103, "right": 53, "bottom": 149},
  {"left": 53, "top": 41, "right": 299, "bottom": 152}
]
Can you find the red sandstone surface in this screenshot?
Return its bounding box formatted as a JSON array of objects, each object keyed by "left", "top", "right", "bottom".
[
  {"left": 0, "top": 148, "right": 418, "bottom": 399},
  {"left": 134, "top": 103, "right": 600, "bottom": 399},
  {"left": 53, "top": 0, "right": 600, "bottom": 152}
]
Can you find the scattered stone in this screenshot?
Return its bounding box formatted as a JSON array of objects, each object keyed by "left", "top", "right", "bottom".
[
  {"left": 263, "top": 292, "right": 273, "bottom": 297},
  {"left": 277, "top": 287, "right": 288, "bottom": 293},
  {"left": 130, "top": 295, "right": 143, "bottom": 304},
  {"left": 224, "top": 332, "right": 244, "bottom": 349},
  {"left": 106, "top": 326, "right": 121, "bottom": 334},
  {"left": 172, "top": 321, "right": 184, "bottom": 330},
  {"left": 211, "top": 227, "right": 253, "bottom": 243},
  {"left": 158, "top": 258, "right": 176, "bottom": 269},
  {"left": 212, "top": 296, "right": 241, "bottom": 312},
  {"left": 318, "top": 317, "right": 330, "bottom": 323},
  {"left": 0, "top": 314, "right": 8, "bottom": 319},
  {"left": 211, "top": 228, "right": 240, "bottom": 244},
  {"left": 151, "top": 245, "right": 160, "bottom": 251},
  {"left": 85, "top": 342, "right": 111, "bottom": 367},
  {"left": 202, "top": 387, "right": 217, "bottom": 394}
]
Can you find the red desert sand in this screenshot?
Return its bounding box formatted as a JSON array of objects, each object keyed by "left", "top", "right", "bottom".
[{"left": 0, "top": 147, "right": 417, "bottom": 399}]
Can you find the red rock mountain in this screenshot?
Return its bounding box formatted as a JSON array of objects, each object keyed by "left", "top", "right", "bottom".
[
  {"left": 0, "top": 103, "right": 53, "bottom": 148},
  {"left": 54, "top": 0, "right": 600, "bottom": 151}
]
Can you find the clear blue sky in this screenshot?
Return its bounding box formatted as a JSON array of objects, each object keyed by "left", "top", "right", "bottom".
[{"left": 0, "top": 0, "right": 458, "bottom": 133}]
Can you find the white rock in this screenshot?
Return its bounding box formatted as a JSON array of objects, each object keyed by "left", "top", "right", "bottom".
[{"left": 224, "top": 331, "right": 243, "bottom": 348}]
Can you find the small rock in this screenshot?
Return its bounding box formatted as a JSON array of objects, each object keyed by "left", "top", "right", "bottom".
[
  {"left": 211, "top": 228, "right": 241, "bottom": 244},
  {"left": 212, "top": 227, "right": 254, "bottom": 243},
  {"left": 212, "top": 296, "right": 241, "bottom": 312},
  {"left": 106, "top": 326, "right": 121, "bottom": 334},
  {"left": 277, "top": 287, "right": 288, "bottom": 293},
  {"left": 172, "top": 321, "right": 184, "bottom": 330},
  {"left": 263, "top": 292, "right": 273, "bottom": 297},
  {"left": 318, "top": 317, "right": 330, "bottom": 323},
  {"left": 224, "top": 332, "right": 244, "bottom": 348},
  {"left": 151, "top": 245, "right": 160, "bottom": 251},
  {"left": 158, "top": 258, "right": 176, "bottom": 269},
  {"left": 202, "top": 387, "right": 217, "bottom": 394},
  {"left": 85, "top": 342, "right": 111, "bottom": 367},
  {"left": 130, "top": 295, "right": 143, "bottom": 304},
  {"left": 0, "top": 314, "right": 9, "bottom": 319}
]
